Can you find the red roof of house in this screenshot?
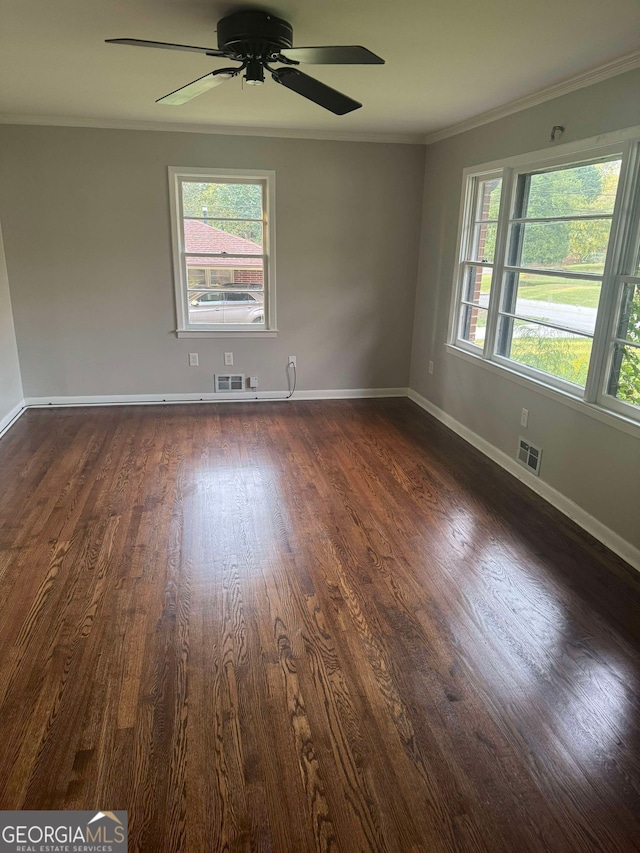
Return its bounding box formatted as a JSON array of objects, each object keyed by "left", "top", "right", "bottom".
[{"left": 184, "top": 219, "right": 262, "bottom": 268}]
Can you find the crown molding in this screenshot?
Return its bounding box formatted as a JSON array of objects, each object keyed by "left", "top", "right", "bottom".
[
  {"left": 423, "top": 51, "right": 640, "bottom": 146},
  {"left": 0, "top": 113, "right": 423, "bottom": 146}
]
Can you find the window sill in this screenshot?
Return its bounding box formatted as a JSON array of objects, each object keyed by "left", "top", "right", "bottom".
[
  {"left": 176, "top": 329, "right": 278, "bottom": 338},
  {"left": 445, "top": 343, "right": 640, "bottom": 439}
]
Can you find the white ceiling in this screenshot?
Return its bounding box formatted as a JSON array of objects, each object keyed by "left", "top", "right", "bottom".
[{"left": 0, "top": 0, "right": 639, "bottom": 142}]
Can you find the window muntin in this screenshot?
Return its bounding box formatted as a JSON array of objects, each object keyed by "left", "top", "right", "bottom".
[
  {"left": 603, "top": 166, "right": 640, "bottom": 411},
  {"left": 455, "top": 174, "right": 503, "bottom": 348},
  {"left": 170, "top": 169, "right": 274, "bottom": 332},
  {"left": 451, "top": 140, "right": 640, "bottom": 423},
  {"left": 606, "top": 280, "right": 640, "bottom": 409}
]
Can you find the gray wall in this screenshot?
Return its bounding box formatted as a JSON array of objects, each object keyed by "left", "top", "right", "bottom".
[
  {"left": 0, "top": 126, "right": 425, "bottom": 397},
  {"left": 0, "top": 222, "right": 23, "bottom": 426},
  {"left": 410, "top": 68, "right": 640, "bottom": 552}
]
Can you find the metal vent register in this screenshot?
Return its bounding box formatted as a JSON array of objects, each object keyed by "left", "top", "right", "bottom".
[
  {"left": 215, "top": 374, "right": 245, "bottom": 392},
  {"left": 517, "top": 437, "right": 542, "bottom": 476}
]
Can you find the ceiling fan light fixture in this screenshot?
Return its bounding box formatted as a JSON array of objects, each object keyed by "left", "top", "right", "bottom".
[
  {"left": 106, "top": 9, "right": 385, "bottom": 113},
  {"left": 244, "top": 59, "right": 265, "bottom": 86}
]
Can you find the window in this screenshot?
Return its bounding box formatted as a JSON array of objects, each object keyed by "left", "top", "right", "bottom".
[
  {"left": 456, "top": 173, "right": 502, "bottom": 348},
  {"left": 169, "top": 168, "right": 275, "bottom": 334},
  {"left": 450, "top": 131, "right": 640, "bottom": 425}
]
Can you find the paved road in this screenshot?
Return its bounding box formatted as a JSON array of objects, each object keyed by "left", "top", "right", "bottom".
[{"left": 478, "top": 294, "right": 596, "bottom": 335}]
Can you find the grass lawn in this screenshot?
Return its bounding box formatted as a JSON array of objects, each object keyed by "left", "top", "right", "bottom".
[
  {"left": 480, "top": 264, "right": 602, "bottom": 308},
  {"left": 517, "top": 278, "right": 601, "bottom": 307},
  {"left": 509, "top": 336, "right": 640, "bottom": 405},
  {"left": 509, "top": 337, "right": 591, "bottom": 386}
]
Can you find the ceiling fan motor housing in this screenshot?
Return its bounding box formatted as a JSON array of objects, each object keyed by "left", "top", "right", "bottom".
[{"left": 216, "top": 10, "right": 294, "bottom": 60}]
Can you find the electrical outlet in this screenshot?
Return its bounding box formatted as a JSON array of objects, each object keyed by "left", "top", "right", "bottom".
[
  {"left": 288, "top": 355, "right": 297, "bottom": 368},
  {"left": 520, "top": 408, "right": 529, "bottom": 428},
  {"left": 428, "top": 360, "right": 434, "bottom": 375},
  {"left": 249, "top": 376, "right": 258, "bottom": 389},
  {"left": 188, "top": 352, "right": 199, "bottom": 367},
  {"left": 224, "top": 352, "right": 233, "bottom": 366}
]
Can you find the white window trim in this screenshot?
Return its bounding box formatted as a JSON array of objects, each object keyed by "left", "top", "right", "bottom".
[
  {"left": 169, "top": 166, "right": 276, "bottom": 337},
  {"left": 449, "top": 125, "right": 640, "bottom": 432}
]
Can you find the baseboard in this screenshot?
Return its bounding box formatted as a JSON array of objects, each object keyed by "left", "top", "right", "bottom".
[
  {"left": 0, "top": 399, "right": 26, "bottom": 439},
  {"left": 290, "top": 387, "right": 408, "bottom": 400},
  {"left": 24, "top": 387, "right": 408, "bottom": 408},
  {"left": 407, "top": 388, "right": 640, "bottom": 574}
]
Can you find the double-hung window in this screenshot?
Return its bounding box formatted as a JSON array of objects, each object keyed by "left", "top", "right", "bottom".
[
  {"left": 450, "top": 130, "right": 640, "bottom": 426},
  {"left": 169, "top": 167, "right": 275, "bottom": 335}
]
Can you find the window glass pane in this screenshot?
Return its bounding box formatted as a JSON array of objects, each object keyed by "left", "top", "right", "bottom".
[
  {"left": 187, "top": 268, "right": 206, "bottom": 288},
  {"left": 208, "top": 268, "right": 234, "bottom": 285},
  {"left": 209, "top": 219, "right": 262, "bottom": 245},
  {"left": 225, "top": 291, "right": 259, "bottom": 303},
  {"left": 475, "top": 178, "right": 502, "bottom": 221},
  {"left": 189, "top": 290, "right": 224, "bottom": 304},
  {"left": 459, "top": 304, "right": 487, "bottom": 346},
  {"left": 512, "top": 219, "right": 612, "bottom": 274},
  {"left": 502, "top": 271, "right": 600, "bottom": 335},
  {"left": 187, "top": 261, "right": 264, "bottom": 291},
  {"left": 607, "top": 343, "right": 640, "bottom": 407},
  {"left": 615, "top": 283, "right": 640, "bottom": 343},
  {"left": 229, "top": 260, "right": 264, "bottom": 289},
  {"left": 522, "top": 159, "right": 621, "bottom": 218},
  {"left": 470, "top": 223, "right": 498, "bottom": 263},
  {"left": 462, "top": 265, "right": 492, "bottom": 305},
  {"left": 497, "top": 317, "right": 592, "bottom": 386},
  {"left": 184, "top": 218, "right": 263, "bottom": 253},
  {"left": 188, "top": 288, "right": 264, "bottom": 325},
  {"left": 181, "top": 181, "right": 263, "bottom": 219}
]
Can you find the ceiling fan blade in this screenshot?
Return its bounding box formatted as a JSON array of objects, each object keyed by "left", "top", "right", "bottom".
[
  {"left": 157, "top": 69, "right": 237, "bottom": 105},
  {"left": 106, "top": 38, "right": 224, "bottom": 57},
  {"left": 271, "top": 68, "right": 361, "bottom": 115},
  {"left": 280, "top": 46, "right": 384, "bottom": 65}
]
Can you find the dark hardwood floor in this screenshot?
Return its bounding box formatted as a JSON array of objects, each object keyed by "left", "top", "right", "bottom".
[{"left": 0, "top": 399, "right": 639, "bottom": 852}]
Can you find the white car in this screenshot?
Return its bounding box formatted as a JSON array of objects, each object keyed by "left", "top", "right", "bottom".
[{"left": 189, "top": 290, "right": 264, "bottom": 324}]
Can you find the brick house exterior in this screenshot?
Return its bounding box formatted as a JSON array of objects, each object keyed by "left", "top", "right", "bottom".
[{"left": 184, "top": 219, "right": 264, "bottom": 288}]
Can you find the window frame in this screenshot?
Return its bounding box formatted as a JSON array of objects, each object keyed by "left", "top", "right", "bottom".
[
  {"left": 449, "top": 127, "right": 640, "bottom": 429},
  {"left": 169, "top": 167, "right": 276, "bottom": 337}
]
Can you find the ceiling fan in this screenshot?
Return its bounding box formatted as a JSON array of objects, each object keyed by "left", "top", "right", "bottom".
[{"left": 106, "top": 9, "right": 384, "bottom": 116}]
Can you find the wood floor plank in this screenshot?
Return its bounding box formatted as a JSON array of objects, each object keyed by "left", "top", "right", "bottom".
[{"left": 0, "top": 400, "right": 639, "bottom": 852}]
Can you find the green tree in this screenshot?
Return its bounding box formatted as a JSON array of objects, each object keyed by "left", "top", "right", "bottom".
[
  {"left": 569, "top": 164, "right": 620, "bottom": 263},
  {"left": 614, "top": 285, "right": 640, "bottom": 406},
  {"left": 520, "top": 163, "right": 604, "bottom": 267},
  {"left": 182, "top": 182, "right": 263, "bottom": 243}
]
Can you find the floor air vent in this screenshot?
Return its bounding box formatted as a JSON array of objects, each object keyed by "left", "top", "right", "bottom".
[
  {"left": 517, "top": 437, "right": 542, "bottom": 476},
  {"left": 215, "top": 373, "right": 245, "bottom": 392}
]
